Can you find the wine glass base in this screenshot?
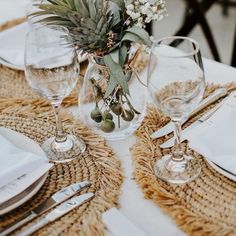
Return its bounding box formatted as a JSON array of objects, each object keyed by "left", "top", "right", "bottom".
[
  {"left": 42, "top": 134, "right": 86, "bottom": 163},
  {"left": 154, "top": 154, "right": 201, "bottom": 184}
]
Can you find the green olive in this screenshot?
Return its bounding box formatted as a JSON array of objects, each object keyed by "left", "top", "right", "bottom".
[
  {"left": 121, "top": 110, "right": 134, "bottom": 121},
  {"left": 111, "top": 103, "right": 122, "bottom": 115},
  {"left": 101, "top": 119, "right": 115, "bottom": 133},
  {"left": 103, "top": 111, "right": 113, "bottom": 120},
  {"left": 90, "top": 107, "right": 102, "bottom": 123}
]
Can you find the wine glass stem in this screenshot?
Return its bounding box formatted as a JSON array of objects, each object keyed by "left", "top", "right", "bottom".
[
  {"left": 52, "top": 103, "right": 67, "bottom": 143},
  {"left": 172, "top": 121, "right": 184, "bottom": 162}
]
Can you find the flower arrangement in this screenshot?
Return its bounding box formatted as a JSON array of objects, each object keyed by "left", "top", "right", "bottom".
[{"left": 35, "top": 0, "right": 166, "bottom": 133}]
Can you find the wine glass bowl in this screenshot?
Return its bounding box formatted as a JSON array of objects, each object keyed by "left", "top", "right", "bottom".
[
  {"left": 148, "top": 36, "right": 205, "bottom": 184},
  {"left": 24, "top": 26, "right": 86, "bottom": 163}
]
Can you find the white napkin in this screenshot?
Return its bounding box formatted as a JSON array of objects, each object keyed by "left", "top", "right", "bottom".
[
  {"left": 188, "top": 94, "right": 236, "bottom": 176},
  {"left": 102, "top": 208, "right": 147, "bottom": 236},
  {"left": 0, "top": 22, "right": 28, "bottom": 67},
  {"left": 0, "top": 130, "right": 49, "bottom": 189},
  {"left": 0, "top": 163, "right": 52, "bottom": 204}
]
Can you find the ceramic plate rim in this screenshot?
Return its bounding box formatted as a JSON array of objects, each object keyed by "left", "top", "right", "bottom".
[
  {"left": 206, "top": 158, "right": 236, "bottom": 182},
  {"left": 0, "top": 173, "right": 48, "bottom": 215}
]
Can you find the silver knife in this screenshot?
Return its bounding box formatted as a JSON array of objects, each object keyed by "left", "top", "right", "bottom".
[
  {"left": 160, "top": 99, "right": 226, "bottom": 149},
  {"left": 0, "top": 181, "right": 91, "bottom": 236},
  {"left": 17, "top": 192, "right": 94, "bottom": 236},
  {"left": 150, "top": 87, "right": 228, "bottom": 139}
]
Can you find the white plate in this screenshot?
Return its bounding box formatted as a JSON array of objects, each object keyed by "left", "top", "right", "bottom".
[
  {"left": 0, "top": 22, "right": 87, "bottom": 71},
  {"left": 0, "top": 57, "right": 24, "bottom": 71},
  {"left": 206, "top": 158, "right": 236, "bottom": 182},
  {"left": 0, "top": 127, "right": 50, "bottom": 215},
  {"left": 0, "top": 173, "right": 47, "bottom": 215}
]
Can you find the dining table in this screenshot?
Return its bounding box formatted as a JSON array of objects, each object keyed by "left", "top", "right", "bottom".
[{"left": 1, "top": 1, "right": 236, "bottom": 236}]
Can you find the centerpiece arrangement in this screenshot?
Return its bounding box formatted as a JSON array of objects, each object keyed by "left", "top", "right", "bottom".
[{"left": 34, "top": 0, "right": 166, "bottom": 140}]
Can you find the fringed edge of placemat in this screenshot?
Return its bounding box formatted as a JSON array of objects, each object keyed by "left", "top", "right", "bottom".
[
  {"left": 0, "top": 17, "right": 26, "bottom": 32},
  {"left": 131, "top": 83, "right": 236, "bottom": 236}
]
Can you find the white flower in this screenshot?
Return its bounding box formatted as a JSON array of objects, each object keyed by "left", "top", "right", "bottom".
[
  {"left": 127, "top": 4, "right": 134, "bottom": 10},
  {"left": 150, "top": 36, "right": 155, "bottom": 42},
  {"left": 144, "top": 2, "right": 150, "bottom": 8},
  {"left": 138, "top": 17, "right": 143, "bottom": 23},
  {"left": 141, "top": 6, "right": 148, "bottom": 14},
  {"left": 139, "top": 0, "right": 147, "bottom": 4},
  {"left": 145, "top": 17, "right": 152, "bottom": 23},
  {"left": 126, "top": 10, "right": 132, "bottom": 15},
  {"left": 136, "top": 22, "right": 144, "bottom": 27},
  {"left": 126, "top": 19, "right": 131, "bottom": 25},
  {"left": 125, "top": 0, "right": 167, "bottom": 24},
  {"left": 132, "top": 12, "right": 141, "bottom": 19},
  {"left": 152, "top": 6, "right": 157, "bottom": 12},
  {"left": 148, "top": 9, "right": 154, "bottom": 17}
]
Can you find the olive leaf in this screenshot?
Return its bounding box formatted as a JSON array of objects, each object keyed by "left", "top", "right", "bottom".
[
  {"left": 104, "top": 54, "right": 130, "bottom": 96},
  {"left": 110, "top": 0, "right": 125, "bottom": 9},
  {"left": 104, "top": 76, "right": 118, "bottom": 98},
  {"left": 122, "top": 26, "right": 152, "bottom": 47},
  {"left": 125, "top": 70, "right": 132, "bottom": 82},
  {"left": 119, "top": 44, "right": 127, "bottom": 66}
]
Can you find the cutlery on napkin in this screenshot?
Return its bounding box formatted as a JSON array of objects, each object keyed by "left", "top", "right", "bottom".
[
  {"left": 102, "top": 208, "right": 147, "bottom": 236},
  {"left": 150, "top": 87, "right": 228, "bottom": 139},
  {"left": 160, "top": 91, "right": 236, "bottom": 149},
  {"left": 187, "top": 104, "right": 236, "bottom": 176}
]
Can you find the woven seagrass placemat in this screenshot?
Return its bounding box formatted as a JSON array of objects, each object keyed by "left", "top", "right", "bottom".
[
  {"left": 0, "top": 113, "right": 123, "bottom": 236},
  {"left": 132, "top": 83, "right": 236, "bottom": 236}
]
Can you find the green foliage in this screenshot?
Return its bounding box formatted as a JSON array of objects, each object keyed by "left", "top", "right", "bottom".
[
  {"left": 103, "top": 54, "right": 130, "bottom": 97},
  {"left": 35, "top": 0, "right": 151, "bottom": 55},
  {"left": 122, "top": 26, "right": 152, "bottom": 46}
]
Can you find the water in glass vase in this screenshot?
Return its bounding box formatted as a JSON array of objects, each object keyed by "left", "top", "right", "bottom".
[{"left": 79, "top": 56, "right": 147, "bottom": 141}]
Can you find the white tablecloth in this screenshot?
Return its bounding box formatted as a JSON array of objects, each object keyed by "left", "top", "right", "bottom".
[{"left": 1, "top": 1, "right": 236, "bottom": 235}]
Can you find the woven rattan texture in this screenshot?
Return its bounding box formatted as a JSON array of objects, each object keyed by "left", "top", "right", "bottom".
[
  {"left": 132, "top": 84, "right": 236, "bottom": 236},
  {"left": 0, "top": 114, "right": 123, "bottom": 236}
]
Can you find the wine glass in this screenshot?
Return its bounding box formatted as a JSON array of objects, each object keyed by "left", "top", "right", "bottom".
[
  {"left": 147, "top": 36, "right": 205, "bottom": 184},
  {"left": 24, "top": 26, "right": 86, "bottom": 163}
]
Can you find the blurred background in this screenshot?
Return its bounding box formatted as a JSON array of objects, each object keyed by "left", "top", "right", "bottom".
[
  {"left": 153, "top": 0, "right": 236, "bottom": 66},
  {"left": 1, "top": 0, "right": 236, "bottom": 66}
]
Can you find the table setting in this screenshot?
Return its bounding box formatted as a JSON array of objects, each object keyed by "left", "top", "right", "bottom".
[{"left": 0, "top": 0, "right": 236, "bottom": 235}]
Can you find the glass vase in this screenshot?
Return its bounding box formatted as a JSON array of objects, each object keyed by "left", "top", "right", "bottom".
[{"left": 78, "top": 51, "right": 147, "bottom": 141}]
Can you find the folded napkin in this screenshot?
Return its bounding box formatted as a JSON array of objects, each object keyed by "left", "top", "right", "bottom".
[
  {"left": 0, "top": 129, "right": 49, "bottom": 189},
  {"left": 0, "top": 22, "right": 28, "bottom": 67},
  {"left": 188, "top": 94, "right": 236, "bottom": 176},
  {"left": 0, "top": 48, "right": 24, "bottom": 66},
  {"left": 102, "top": 208, "right": 147, "bottom": 236}
]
